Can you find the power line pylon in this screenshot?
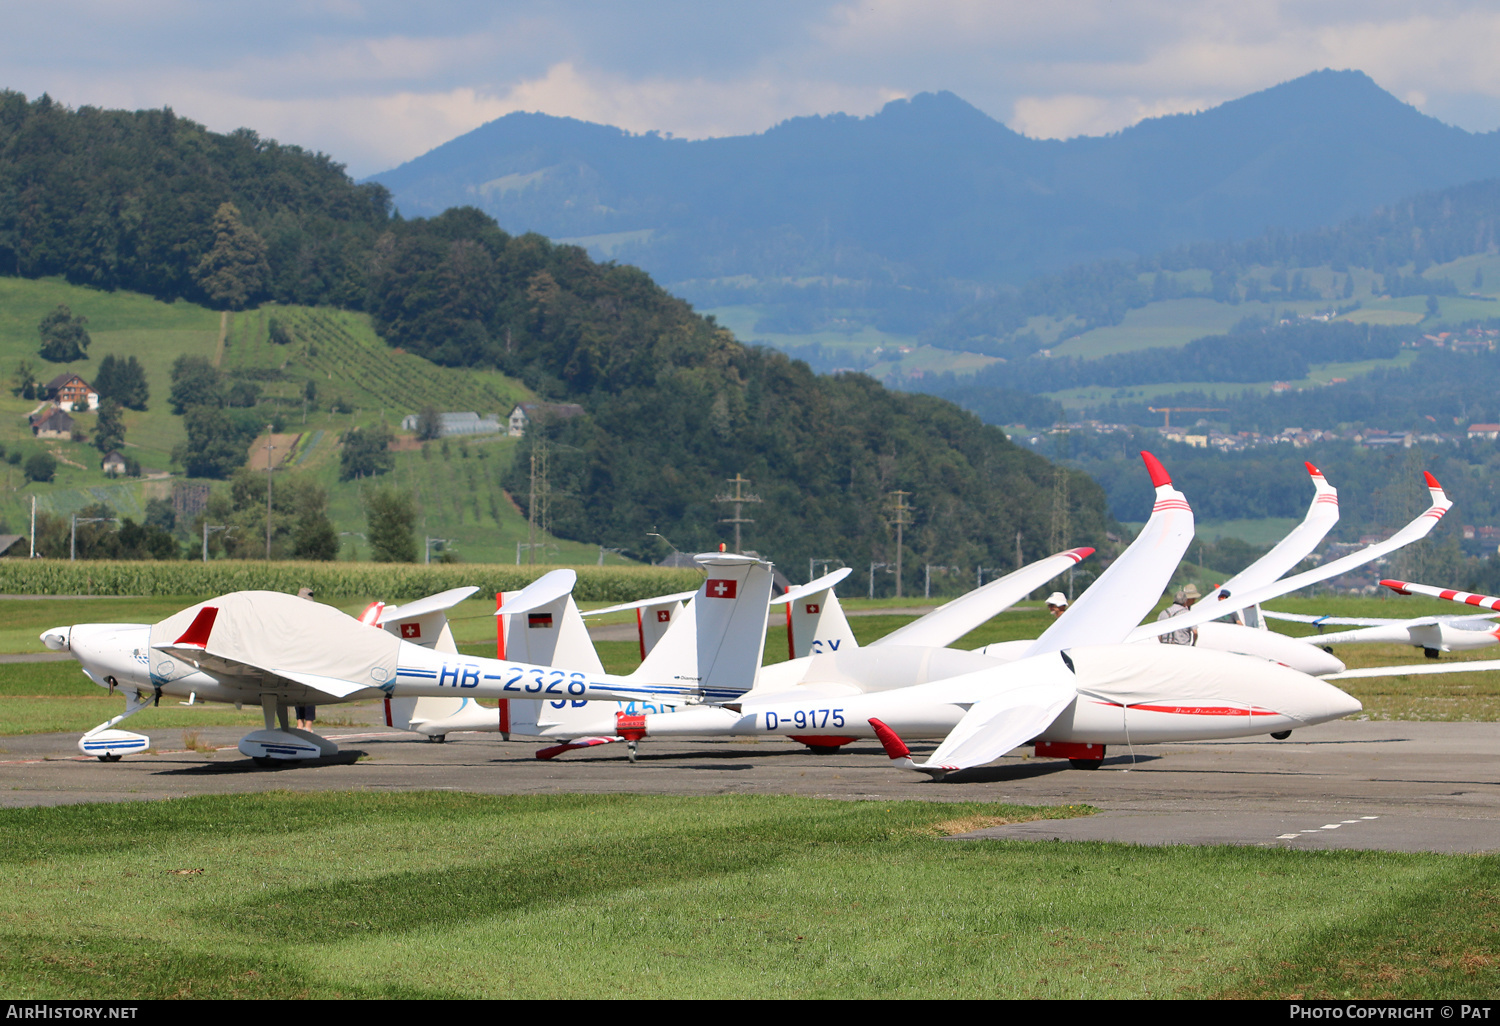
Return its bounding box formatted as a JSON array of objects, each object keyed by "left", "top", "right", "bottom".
[{"left": 715, "top": 472, "right": 762, "bottom": 553}]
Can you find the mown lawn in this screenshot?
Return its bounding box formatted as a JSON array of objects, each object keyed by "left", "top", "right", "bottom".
[{"left": 0, "top": 792, "right": 1493, "bottom": 999}]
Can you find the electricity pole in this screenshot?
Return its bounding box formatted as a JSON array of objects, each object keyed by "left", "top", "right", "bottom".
[
  {"left": 886, "top": 490, "right": 913, "bottom": 599},
  {"left": 715, "top": 473, "right": 762, "bottom": 553},
  {"left": 263, "top": 434, "right": 277, "bottom": 560}
]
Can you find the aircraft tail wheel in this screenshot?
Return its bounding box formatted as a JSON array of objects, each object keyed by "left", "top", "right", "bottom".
[
  {"left": 1069, "top": 758, "right": 1103, "bottom": 770},
  {"left": 627, "top": 740, "right": 638, "bottom": 764},
  {"left": 97, "top": 753, "right": 121, "bottom": 763},
  {"left": 1270, "top": 730, "right": 1292, "bottom": 740},
  {"left": 426, "top": 734, "right": 446, "bottom": 743},
  {"left": 1424, "top": 647, "right": 1441, "bottom": 659}
]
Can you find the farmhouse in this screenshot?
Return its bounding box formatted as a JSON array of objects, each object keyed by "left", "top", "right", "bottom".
[
  {"left": 508, "top": 402, "right": 585, "bottom": 437},
  {"left": 101, "top": 450, "right": 128, "bottom": 476},
  {"left": 44, "top": 373, "right": 98, "bottom": 411}
]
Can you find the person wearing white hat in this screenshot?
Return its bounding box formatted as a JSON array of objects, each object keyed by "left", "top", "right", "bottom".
[
  {"left": 1157, "top": 583, "right": 1200, "bottom": 645},
  {"left": 1044, "top": 592, "right": 1069, "bottom": 618}
]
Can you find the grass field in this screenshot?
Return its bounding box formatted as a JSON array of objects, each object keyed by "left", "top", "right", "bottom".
[{"left": 0, "top": 792, "right": 1494, "bottom": 999}]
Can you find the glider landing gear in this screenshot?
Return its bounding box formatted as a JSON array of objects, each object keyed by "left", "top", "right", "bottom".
[
  {"left": 238, "top": 696, "right": 338, "bottom": 765},
  {"left": 627, "top": 740, "right": 639, "bottom": 764},
  {"left": 78, "top": 686, "right": 155, "bottom": 761},
  {"left": 1424, "top": 647, "right": 1441, "bottom": 659},
  {"left": 1270, "top": 730, "right": 1292, "bottom": 740},
  {"left": 1036, "top": 740, "right": 1106, "bottom": 769},
  {"left": 426, "top": 734, "right": 447, "bottom": 743}
]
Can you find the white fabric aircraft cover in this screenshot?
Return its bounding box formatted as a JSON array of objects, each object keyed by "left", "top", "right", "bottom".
[
  {"left": 922, "top": 672, "right": 1079, "bottom": 770},
  {"left": 1024, "top": 452, "right": 1193, "bottom": 657},
  {"left": 873, "top": 547, "right": 1093, "bottom": 650},
  {"left": 1133, "top": 472, "right": 1452, "bottom": 642},
  {"left": 150, "top": 591, "right": 400, "bottom": 696}
]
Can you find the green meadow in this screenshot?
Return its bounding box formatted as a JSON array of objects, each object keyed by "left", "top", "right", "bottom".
[{"left": 0, "top": 792, "right": 1493, "bottom": 999}]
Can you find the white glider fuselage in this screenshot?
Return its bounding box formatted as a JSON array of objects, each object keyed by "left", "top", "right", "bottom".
[{"left": 616, "top": 643, "right": 1360, "bottom": 747}]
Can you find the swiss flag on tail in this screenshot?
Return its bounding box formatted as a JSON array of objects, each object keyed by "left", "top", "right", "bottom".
[
  {"left": 706, "top": 579, "right": 738, "bottom": 599},
  {"left": 656, "top": 609, "right": 671, "bottom": 622},
  {"left": 400, "top": 623, "right": 421, "bottom": 639}
]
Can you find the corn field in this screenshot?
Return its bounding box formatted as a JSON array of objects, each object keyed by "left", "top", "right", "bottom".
[{"left": 0, "top": 560, "right": 702, "bottom": 601}]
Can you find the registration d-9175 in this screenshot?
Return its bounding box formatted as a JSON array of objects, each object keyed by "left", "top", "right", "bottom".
[{"left": 763, "top": 708, "right": 844, "bottom": 731}]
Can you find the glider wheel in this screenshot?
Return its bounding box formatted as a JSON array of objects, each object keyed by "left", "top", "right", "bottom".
[
  {"left": 97, "top": 753, "right": 122, "bottom": 763},
  {"left": 427, "top": 734, "right": 447, "bottom": 744},
  {"left": 1270, "top": 730, "right": 1292, "bottom": 740}
]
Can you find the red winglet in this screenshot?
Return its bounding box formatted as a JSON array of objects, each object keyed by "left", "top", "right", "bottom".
[
  {"left": 1066, "top": 547, "right": 1095, "bottom": 563},
  {"left": 1140, "top": 451, "right": 1171, "bottom": 488},
  {"left": 868, "top": 718, "right": 911, "bottom": 761},
  {"left": 173, "top": 606, "right": 218, "bottom": 649},
  {"left": 1424, "top": 471, "right": 1442, "bottom": 490},
  {"left": 358, "top": 601, "right": 384, "bottom": 626},
  {"left": 1380, "top": 579, "right": 1412, "bottom": 595},
  {"left": 1305, "top": 461, "right": 1321, "bottom": 476}
]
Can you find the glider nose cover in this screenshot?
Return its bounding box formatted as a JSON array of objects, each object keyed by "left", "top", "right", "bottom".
[
  {"left": 40, "top": 625, "right": 70, "bottom": 651},
  {"left": 1064, "top": 645, "right": 1361, "bottom": 740}
]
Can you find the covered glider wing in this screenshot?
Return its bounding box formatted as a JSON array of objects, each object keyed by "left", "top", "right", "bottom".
[
  {"left": 150, "top": 591, "right": 400, "bottom": 697},
  {"left": 1209, "top": 462, "right": 1339, "bottom": 605},
  {"left": 873, "top": 547, "right": 1093, "bottom": 650},
  {"left": 921, "top": 675, "right": 1078, "bottom": 773},
  {"left": 1133, "top": 473, "right": 1452, "bottom": 643},
  {"left": 1025, "top": 452, "right": 1192, "bottom": 657}
]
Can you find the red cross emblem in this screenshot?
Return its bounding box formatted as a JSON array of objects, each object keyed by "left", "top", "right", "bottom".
[
  {"left": 805, "top": 603, "right": 820, "bottom": 614},
  {"left": 707, "top": 579, "right": 737, "bottom": 599},
  {"left": 400, "top": 623, "right": 421, "bottom": 639},
  {"left": 656, "top": 609, "right": 671, "bottom": 622}
]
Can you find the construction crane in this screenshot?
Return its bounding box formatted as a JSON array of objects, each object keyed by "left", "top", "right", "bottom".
[{"left": 1148, "top": 406, "right": 1227, "bottom": 429}]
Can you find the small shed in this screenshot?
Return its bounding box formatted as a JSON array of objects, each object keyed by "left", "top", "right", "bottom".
[{"left": 30, "top": 406, "right": 74, "bottom": 439}]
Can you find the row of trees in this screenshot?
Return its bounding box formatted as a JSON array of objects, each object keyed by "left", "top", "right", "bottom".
[{"left": 36, "top": 474, "right": 418, "bottom": 563}]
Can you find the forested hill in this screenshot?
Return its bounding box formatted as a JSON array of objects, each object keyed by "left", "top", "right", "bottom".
[{"left": 0, "top": 92, "right": 1111, "bottom": 584}]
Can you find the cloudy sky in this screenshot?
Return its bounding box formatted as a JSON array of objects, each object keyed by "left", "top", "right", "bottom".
[{"left": 7, "top": 1, "right": 1500, "bottom": 177}]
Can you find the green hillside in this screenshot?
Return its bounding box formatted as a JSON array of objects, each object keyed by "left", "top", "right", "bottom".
[{"left": 0, "top": 277, "right": 619, "bottom": 565}]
